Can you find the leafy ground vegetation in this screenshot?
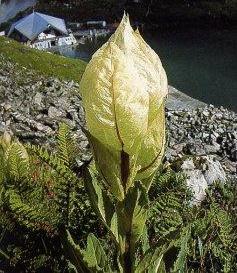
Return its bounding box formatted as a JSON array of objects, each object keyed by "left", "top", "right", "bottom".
[{"left": 0, "top": 125, "right": 236, "bottom": 273}]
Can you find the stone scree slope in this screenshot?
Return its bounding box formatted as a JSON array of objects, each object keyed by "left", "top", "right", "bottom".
[{"left": 0, "top": 58, "right": 236, "bottom": 177}]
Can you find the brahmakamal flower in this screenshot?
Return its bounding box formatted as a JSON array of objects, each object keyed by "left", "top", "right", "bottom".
[{"left": 80, "top": 14, "right": 168, "bottom": 199}]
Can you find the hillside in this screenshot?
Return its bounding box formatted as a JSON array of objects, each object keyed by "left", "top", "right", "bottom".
[
  {"left": 0, "top": 37, "right": 89, "bottom": 161},
  {"left": 0, "top": 36, "right": 86, "bottom": 82}
]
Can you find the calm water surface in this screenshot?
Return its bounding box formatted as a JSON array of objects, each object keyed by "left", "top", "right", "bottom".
[{"left": 58, "top": 29, "right": 237, "bottom": 112}]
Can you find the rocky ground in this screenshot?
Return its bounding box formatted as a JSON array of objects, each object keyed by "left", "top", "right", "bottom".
[
  {"left": 166, "top": 106, "right": 237, "bottom": 175},
  {"left": 0, "top": 57, "right": 89, "bottom": 160},
  {"left": 0, "top": 57, "right": 236, "bottom": 178}
]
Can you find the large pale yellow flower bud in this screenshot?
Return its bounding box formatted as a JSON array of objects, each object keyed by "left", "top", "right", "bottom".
[{"left": 80, "top": 14, "right": 168, "bottom": 199}]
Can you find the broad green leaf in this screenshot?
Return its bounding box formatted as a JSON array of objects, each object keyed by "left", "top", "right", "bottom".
[
  {"left": 110, "top": 212, "right": 119, "bottom": 245},
  {"left": 83, "top": 165, "right": 119, "bottom": 243},
  {"left": 84, "top": 165, "right": 115, "bottom": 224},
  {"left": 157, "top": 261, "right": 167, "bottom": 273},
  {"left": 135, "top": 225, "right": 150, "bottom": 268},
  {"left": 135, "top": 243, "right": 170, "bottom": 273},
  {"left": 141, "top": 225, "right": 150, "bottom": 254},
  {"left": 62, "top": 230, "right": 92, "bottom": 273},
  {"left": 84, "top": 130, "right": 125, "bottom": 201},
  {"left": 62, "top": 231, "right": 113, "bottom": 273},
  {"left": 116, "top": 182, "right": 149, "bottom": 256},
  {"left": 135, "top": 229, "right": 179, "bottom": 273},
  {"left": 83, "top": 234, "right": 113, "bottom": 273}
]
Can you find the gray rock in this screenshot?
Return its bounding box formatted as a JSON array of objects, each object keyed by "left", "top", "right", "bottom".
[
  {"left": 203, "top": 156, "right": 226, "bottom": 185},
  {"left": 181, "top": 156, "right": 226, "bottom": 205},
  {"left": 0, "top": 123, "right": 6, "bottom": 133},
  {"left": 181, "top": 159, "right": 208, "bottom": 204},
  {"left": 48, "top": 106, "right": 64, "bottom": 119},
  {"left": 34, "top": 92, "right": 43, "bottom": 105}
]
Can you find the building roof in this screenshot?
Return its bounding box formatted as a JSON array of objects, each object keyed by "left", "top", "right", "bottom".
[{"left": 8, "top": 12, "right": 68, "bottom": 41}]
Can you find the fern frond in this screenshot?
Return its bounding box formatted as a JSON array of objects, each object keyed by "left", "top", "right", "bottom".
[
  {"left": 5, "top": 189, "right": 53, "bottom": 230},
  {"left": 27, "top": 144, "right": 88, "bottom": 228},
  {"left": 173, "top": 225, "right": 191, "bottom": 273},
  {"left": 191, "top": 200, "right": 237, "bottom": 273},
  {"left": 148, "top": 169, "right": 190, "bottom": 242},
  {"left": 5, "top": 141, "right": 30, "bottom": 184},
  {"left": 0, "top": 146, "right": 6, "bottom": 185},
  {"left": 149, "top": 192, "right": 183, "bottom": 240},
  {"left": 57, "top": 123, "right": 79, "bottom": 168},
  {"left": 27, "top": 145, "right": 79, "bottom": 184}
]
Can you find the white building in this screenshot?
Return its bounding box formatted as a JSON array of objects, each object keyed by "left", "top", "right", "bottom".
[
  {"left": 31, "top": 33, "right": 77, "bottom": 50},
  {"left": 8, "top": 12, "right": 77, "bottom": 50}
]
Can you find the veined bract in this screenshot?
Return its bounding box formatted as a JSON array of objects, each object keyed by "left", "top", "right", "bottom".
[{"left": 80, "top": 14, "right": 168, "bottom": 200}]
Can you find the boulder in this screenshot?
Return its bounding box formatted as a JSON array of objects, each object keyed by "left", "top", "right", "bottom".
[{"left": 180, "top": 156, "right": 226, "bottom": 205}]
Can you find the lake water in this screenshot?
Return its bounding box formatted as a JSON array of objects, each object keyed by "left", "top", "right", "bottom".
[{"left": 58, "top": 28, "right": 237, "bottom": 112}]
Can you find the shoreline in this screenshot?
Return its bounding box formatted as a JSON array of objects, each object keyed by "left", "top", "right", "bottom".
[{"left": 167, "top": 86, "right": 207, "bottom": 111}]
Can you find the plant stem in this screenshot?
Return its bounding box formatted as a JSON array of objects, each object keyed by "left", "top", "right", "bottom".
[
  {"left": 124, "top": 231, "right": 133, "bottom": 273},
  {"left": 121, "top": 149, "right": 130, "bottom": 191}
]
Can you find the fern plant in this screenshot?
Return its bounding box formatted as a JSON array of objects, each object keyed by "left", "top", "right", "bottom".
[
  {"left": 0, "top": 125, "right": 96, "bottom": 272},
  {"left": 147, "top": 169, "right": 237, "bottom": 273},
  {"left": 1, "top": 127, "right": 236, "bottom": 273}
]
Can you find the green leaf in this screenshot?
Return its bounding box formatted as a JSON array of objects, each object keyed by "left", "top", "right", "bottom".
[
  {"left": 110, "top": 212, "right": 119, "bottom": 245},
  {"left": 61, "top": 230, "right": 92, "bottom": 273},
  {"left": 116, "top": 181, "right": 149, "bottom": 256},
  {"left": 172, "top": 225, "right": 191, "bottom": 273},
  {"left": 83, "top": 234, "right": 113, "bottom": 273},
  {"left": 84, "top": 166, "right": 119, "bottom": 243},
  {"left": 157, "top": 261, "right": 167, "bottom": 273},
  {"left": 84, "top": 166, "right": 114, "bottom": 224},
  {"left": 62, "top": 231, "right": 113, "bottom": 273},
  {"left": 140, "top": 225, "right": 150, "bottom": 254},
  {"left": 83, "top": 130, "right": 125, "bottom": 201},
  {"left": 135, "top": 243, "right": 170, "bottom": 273}
]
